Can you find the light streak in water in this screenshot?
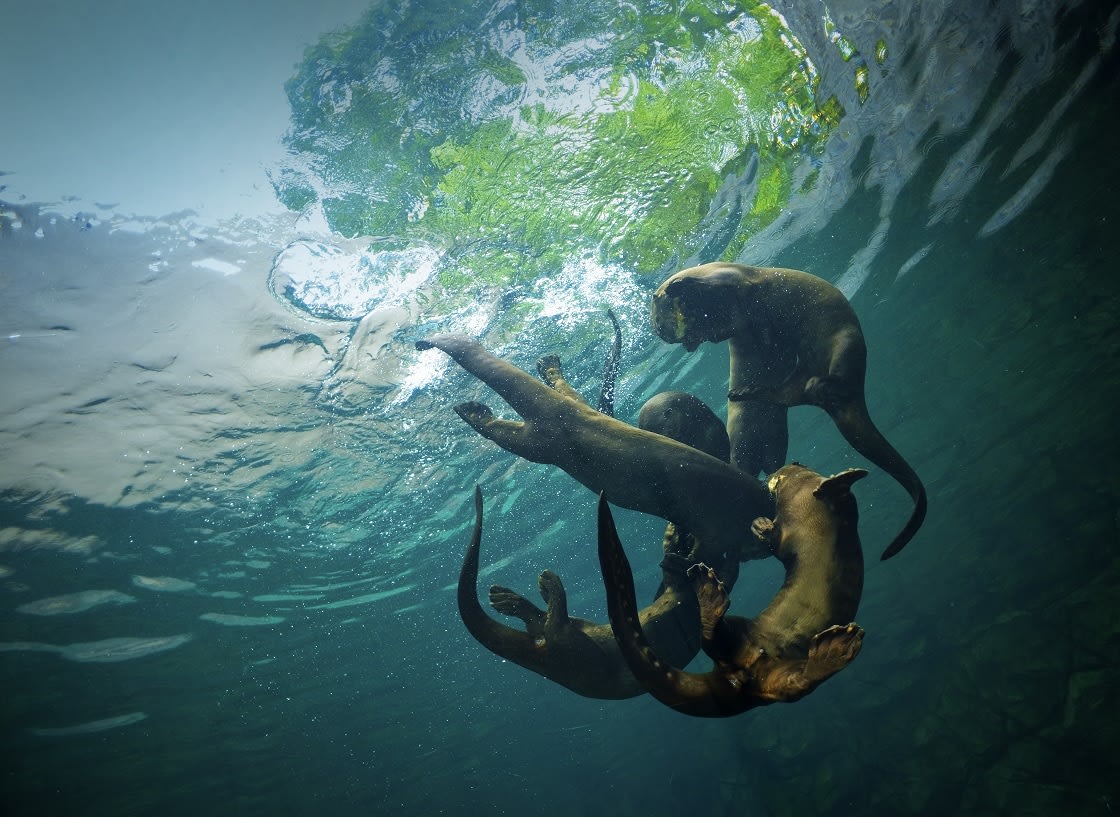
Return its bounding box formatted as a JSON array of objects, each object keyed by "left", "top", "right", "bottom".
[{"left": 30, "top": 712, "right": 148, "bottom": 737}]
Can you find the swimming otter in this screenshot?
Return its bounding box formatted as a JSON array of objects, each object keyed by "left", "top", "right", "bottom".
[
  {"left": 651, "top": 262, "right": 925, "bottom": 560},
  {"left": 460, "top": 486, "right": 725, "bottom": 698},
  {"left": 599, "top": 463, "right": 867, "bottom": 717},
  {"left": 456, "top": 372, "right": 739, "bottom": 699},
  {"left": 415, "top": 333, "right": 774, "bottom": 568}
]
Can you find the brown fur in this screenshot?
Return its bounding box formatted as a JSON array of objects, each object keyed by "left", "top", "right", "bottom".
[
  {"left": 416, "top": 334, "right": 774, "bottom": 571},
  {"left": 459, "top": 487, "right": 721, "bottom": 698},
  {"left": 451, "top": 358, "right": 738, "bottom": 699},
  {"left": 599, "top": 463, "right": 867, "bottom": 718},
  {"left": 636, "top": 391, "right": 731, "bottom": 464},
  {"left": 651, "top": 262, "right": 926, "bottom": 559}
]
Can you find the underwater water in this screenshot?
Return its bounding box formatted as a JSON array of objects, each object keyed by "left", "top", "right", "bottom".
[{"left": 1, "top": 0, "right": 1118, "bottom": 814}]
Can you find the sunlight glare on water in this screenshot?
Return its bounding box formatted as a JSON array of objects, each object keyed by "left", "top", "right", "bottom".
[{"left": 268, "top": 239, "right": 443, "bottom": 320}]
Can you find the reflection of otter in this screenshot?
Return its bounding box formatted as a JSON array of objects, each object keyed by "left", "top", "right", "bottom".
[
  {"left": 599, "top": 463, "right": 867, "bottom": 718},
  {"left": 457, "top": 378, "right": 736, "bottom": 699},
  {"left": 651, "top": 262, "right": 926, "bottom": 560},
  {"left": 415, "top": 334, "right": 774, "bottom": 572}
]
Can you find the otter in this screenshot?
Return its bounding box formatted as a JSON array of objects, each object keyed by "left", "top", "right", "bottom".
[
  {"left": 460, "top": 486, "right": 724, "bottom": 698},
  {"left": 598, "top": 463, "right": 867, "bottom": 718},
  {"left": 651, "top": 262, "right": 926, "bottom": 560},
  {"left": 456, "top": 372, "right": 738, "bottom": 699},
  {"left": 415, "top": 333, "right": 774, "bottom": 569}
]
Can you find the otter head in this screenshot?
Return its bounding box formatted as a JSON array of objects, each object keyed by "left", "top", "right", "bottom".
[
  {"left": 767, "top": 463, "right": 868, "bottom": 530},
  {"left": 650, "top": 263, "right": 758, "bottom": 351}
]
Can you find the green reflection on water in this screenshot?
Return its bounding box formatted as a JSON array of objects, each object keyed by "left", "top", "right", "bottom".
[{"left": 276, "top": 0, "right": 843, "bottom": 303}]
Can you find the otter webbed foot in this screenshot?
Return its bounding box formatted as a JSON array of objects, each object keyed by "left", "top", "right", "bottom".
[
  {"left": 803, "top": 622, "right": 864, "bottom": 684},
  {"left": 687, "top": 563, "right": 730, "bottom": 641},
  {"left": 489, "top": 585, "right": 545, "bottom": 626},
  {"left": 535, "top": 354, "right": 588, "bottom": 405},
  {"left": 756, "top": 624, "right": 864, "bottom": 702}
]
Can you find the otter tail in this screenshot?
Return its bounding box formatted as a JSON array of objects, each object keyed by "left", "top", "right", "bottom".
[
  {"left": 596, "top": 309, "right": 623, "bottom": 416},
  {"left": 831, "top": 401, "right": 927, "bottom": 560},
  {"left": 458, "top": 487, "right": 542, "bottom": 663},
  {"left": 597, "top": 494, "right": 754, "bottom": 718}
]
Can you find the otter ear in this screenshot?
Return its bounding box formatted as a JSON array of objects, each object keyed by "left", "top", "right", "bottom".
[{"left": 813, "top": 468, "right": 869, "bottom": 502}]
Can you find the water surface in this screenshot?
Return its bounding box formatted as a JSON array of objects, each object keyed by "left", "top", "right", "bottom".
[{"left": 2, "top": 1, "right": 1118, "bottom": 815}]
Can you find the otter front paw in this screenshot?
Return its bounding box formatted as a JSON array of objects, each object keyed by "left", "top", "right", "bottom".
[
  {"left": 414, "top": 333, "right": 480, "bottom": 357},
  {"left": 454, "top": 400, "right": 496, "bottom": 429}
]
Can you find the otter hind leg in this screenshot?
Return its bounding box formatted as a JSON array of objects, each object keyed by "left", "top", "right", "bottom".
[
  {"left": 538, "top": 569, "right": 571, "bottom": 625},
  {"left": 803, "top": 374, "right": 858, "bottom": 413},
  {"left": 757, "top": 623, "right": 864, "bottom": 702},
  {"left": 802, "top": 623, "right": 864, "bottom": 683},
  {"left": 598, "top": 495, "right": 748, "bottom": 717}
]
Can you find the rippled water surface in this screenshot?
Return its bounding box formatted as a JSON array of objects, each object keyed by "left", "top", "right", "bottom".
[{"left": 2, "top": 1, "right": 1118, "bottom": 815}]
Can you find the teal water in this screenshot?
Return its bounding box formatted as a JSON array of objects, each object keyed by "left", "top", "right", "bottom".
[{"left": 2, "top": 1, "right": 1118, "bottom": 815}]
